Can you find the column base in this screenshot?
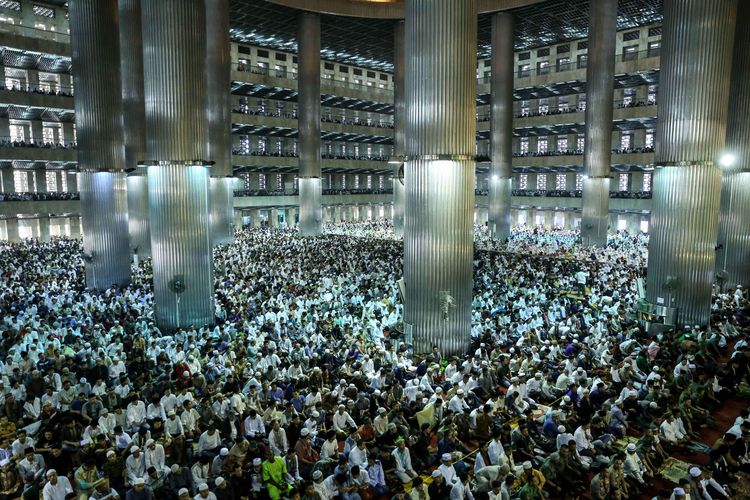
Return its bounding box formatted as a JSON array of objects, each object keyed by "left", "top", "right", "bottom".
[
  {"left": 148, "top": 163, "right": 214, "bottom": 331},
  {"left": 210, "top": 177, "right": 234, "bottom": 245},
  {"left": 716, "top": 171, "right": 750, "bottom": 289},
  {"left": 298, "top": 177, "right": 322, "bottom": 236},
  {"left": 80, "top": 171, "right": 131, "bottom": 289},
  {"left": 646, "top": 164, "right": 721, "bottom": 327},
  {"left": 393, "top": 178, "right": 405, "bottom": 237},
  {"left": 127, "top": 174, "right": 151, "bottom": 257},
  {"left": 581, "top": 176, "right": 610, "bottom": 246},
  {"left": 404, "top": 158, "right": 474, "bottom": 356},
  {"left": 488, "top": 176, "right": 511, "bottom": 240}
]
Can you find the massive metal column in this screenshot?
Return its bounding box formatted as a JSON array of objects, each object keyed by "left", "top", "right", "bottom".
[
  {"left": 297, "top": 12, "right": 322, "bottom": 236},
  {"left": 119, "top": 0, "right": 150, "bottom": 257},
  {"left": 142, "top": 0, "right": 214, "bottom": 330},
  {"left": 206, "top": 0, "right": 234, "bottom": 245},
  {"left": 403, "top": 0, "right": 476, "bottom": 356},
  {"left": 69, "top": 0, "right": 131, "bottom": 289},
  {"left": 581, "top": 0, "right": 617, "bottom": 246},
  {"left": 392, "top": 20, "right": 406, "bottom": 237},
  {"left": 646, "top": 0, "right": 737, "bottom": 325},
  {"left": 489, "top": 12, "right": 513, "bottom": 240},
  {"left": 717, "top": 1, "right": 750, "bottom": 289}
]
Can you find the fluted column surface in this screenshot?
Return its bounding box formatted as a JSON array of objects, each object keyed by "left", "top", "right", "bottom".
[
  {"left": 206, "top": 0, "right": 234, "bottom": 245},
  {"left": 298, "top": 12, "right": 322, "bottom": 236},
  {"left": 581, "top": 0, "right": 617, "bottom": 246},
  {"left": 392, "top": 20, "right": 406, "bottom": 238},
  {"left": 119, "top": 0, "right": 149, "bottom": 255},
  {"left": 142, "top": 0, "right": 208, "bottom": 161},
  {"left": 646, "top": 0, "right": 737, "bottom": 325},
  {"left": 142, "top": 0, "right": 214, "bottom": 330},
  {"left": 80, "top": 172, "right": 131, "bottom": 288},
  {"left": 69, "top": 0, "right": 125, "bottom": 171},
  {"left": 210, "top": 177, "right": 234, "bottom": 245},
  {"left": 404, "top": 0, "right": 476, "bottom": 356},
  {"left": 126, "top": 175, "right": 150, "bottom": 255},
  {"left": 489, "top": 12, "right": 513, "bottom": 240},
  {"left": 148, "top": 164, "right": 214, "bottom": 329},
  {"left": 717, "top": 2, "right": 750, "bottom": 288},
  {"left": 69, "top": 0, "right": 130, "bottom": 288}
]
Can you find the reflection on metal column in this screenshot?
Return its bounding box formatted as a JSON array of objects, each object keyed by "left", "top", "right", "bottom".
[
  {"left": 206, "top": 0, "right": 234, "bottom": 245},
  {"left": 404, "top": 0, "right": 477, "bottom": 356},
  {"left": 69, "top": 0, "right": 131, "bottom": 289},
  {"left": 718, "top": 3, "right": 750, "bottom": 289},
  {"left": 298, "top": 12, "right": 322, "bottom": 236},
  {"left": 392, "top": 20, "right": 406, "bottom": 238},
  {"left": 80, "top": 171, "right": 131, "bottom": 288},
  {"left": 142, "top": 0, "right": 214, "bottom": 330},
  {"left": 119, "top": 0, "right": 149, "bottom": 256},
  {"left": 126, "top": 175, "right": 149, "bottom": 255},
  {"left": 489, "top": 12, "right": 513, "bottom": 240},
  {"left": 646, "top": 0, "right": 737, "bottom": 326},
  {"left": 209, "top": 177, "right": 234, "bottom": 245},
  {"left": 581, "top": 0, "right": 617, "bottom": 246}
]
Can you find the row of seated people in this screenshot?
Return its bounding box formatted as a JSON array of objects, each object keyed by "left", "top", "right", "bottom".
[
  {"left": 0, "top": 84, "right": 73, "bottom": 97},
  {"left": 510, "top": 189, "right": 652, "bottom": 199},
  {"left": 0, "top": 191, "right": 80, "bottom": 201},
  {"left": 0, "top": 140, "right": 76, "bottom": 150},
  {"left": 512, "top": 146, "right": 655, "bottom": 158},
  {"left": 233, "top": 188, "right": 393, "bottom": 197}
]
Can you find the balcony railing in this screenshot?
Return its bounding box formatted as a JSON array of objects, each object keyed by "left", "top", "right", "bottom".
[
  {"left": 233, "top": 188, "right": 393, "bottom": 197},
  {"left": 508, "top": 189, "right": 652, "bottom": 199},
  {"left": 232, "top": 106, "right": 394, "bottom": 128},
  {"left": 510, "top": 147, "right": 654, "bottom": 159},
  {"left": 234, "top": 61, "right": 394, "bottom": 93},
  {"left": 232, "top": 150, "right": 389, "bottom": 162},
  {"left": 0, "top": 22, "right": 70, "bottom": 44},
  {"left": 477, "top": 48, "right": 660, "bottom": 84}
]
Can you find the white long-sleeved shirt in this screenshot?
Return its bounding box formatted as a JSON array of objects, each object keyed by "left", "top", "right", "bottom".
[{"left": 332, "top": 411, "right": 356, "bottom": 432}]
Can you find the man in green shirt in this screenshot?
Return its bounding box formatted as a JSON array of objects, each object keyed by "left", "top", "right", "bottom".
[{"left": 262, "top": 450, "right": 292, "bottom": 500}]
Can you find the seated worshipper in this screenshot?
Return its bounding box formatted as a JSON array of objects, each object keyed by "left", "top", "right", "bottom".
[{"left": 391, "top": 438, "right": 418, "bottom": 484}]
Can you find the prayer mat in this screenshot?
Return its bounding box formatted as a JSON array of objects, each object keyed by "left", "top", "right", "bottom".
[
  {"left": 613, "top": 436, "right": 639, "bottom": 451},
  {"left": 730, "top": 471, "right": 750, "bottom": 497},
  {"left": 658, "top": 457, "right": 690, "bottom": 484},
  {"left": 685, "top": 441, "right": 713, "bottom": 455}
]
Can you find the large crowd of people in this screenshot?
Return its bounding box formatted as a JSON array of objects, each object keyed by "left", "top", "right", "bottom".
[{"left": 0, "top": 221, "right": 747, "bottom": 500}]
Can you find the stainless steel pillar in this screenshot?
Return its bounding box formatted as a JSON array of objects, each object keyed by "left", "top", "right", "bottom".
[
  {"left": 392, "top": 20, "right": 406, "bottom": 237},
  {"left": 717, "top": 2, "right": 750, "bottom": 289},
  {"left": 646, "top": 0, "right": 737, "bottom": 325},
  {"left": 206, "top": 0, "right": 234, "bottom": 245},
  {"left": 489, "top": 12, "right": 513, "bottom": 240},
  {"left": 297, "top": 12, "right": 322, "bottom": 236},
  {"left": 34, "top": 169, "right": 47, "bottom": 193},
  {"left": 69, "top": 216, "right": 81, "bottom": 239},
  {"left": 581, "top": 0, "right": 617, "bottom": 246},
  {"left": 79, "top": 171, "right": 131, "bottom": 286},
  {"left": 126, "top": 175, "right": 149, "bottom": 255},
  {"left": 404, "top": 0, "right": 476, "bottom": 356},
  {"left": 142, "top": 0, "right": 214, "bottom": 330},
  {"left": 209, "top": 178, "right": 234, "bottom": 243},
  {"left": 69, "top": 0, "right": 131, "bottom": 289},
  {"left": 119, "top": 0, "right": 150, "bottom": 257},
  {"left": 67, "top": 171, "right": 78, "bottom": 192},
  {"left": 38, "top": 216, "right": 50, "bottom": 242},
  {"left": 5, "top": 218, "right": 19, "bottom": 243},
  {"left": 0, "top": 168, "right": 14, "bottom": 193}
]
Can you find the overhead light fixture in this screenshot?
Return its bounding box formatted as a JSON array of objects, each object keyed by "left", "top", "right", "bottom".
[{"left": 719, "top": 153, "right": 736, "bottom": 168}]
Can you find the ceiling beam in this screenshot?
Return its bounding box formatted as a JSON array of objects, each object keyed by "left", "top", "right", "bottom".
[{"left": 267, "top": 0, "right": 547, "bottom": 19}]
